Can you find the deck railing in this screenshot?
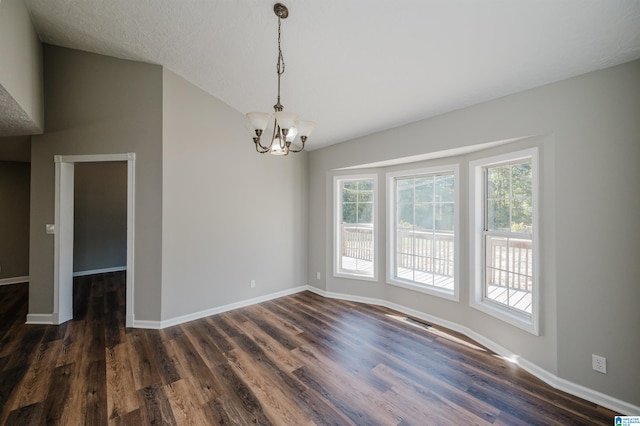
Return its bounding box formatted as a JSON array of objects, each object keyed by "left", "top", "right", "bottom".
[
  {"left": 485, "top": 237, "right": 533, "bottom": 292},
  {"left": 395, "top": 229, "right": 454, "bottom": 277},
  {"left": 341, "top": 225, "right": 533, "bottom": 294},
  {"left": 341, "top": 225, "right": 455, "bottom": 277},
  {"left": 341, "top": 225, "right": 373, "bottom": 262}
]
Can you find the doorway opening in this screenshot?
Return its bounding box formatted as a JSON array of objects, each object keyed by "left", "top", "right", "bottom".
[{"left": 53, "top": 153, "right": 135, "bottom": 327}]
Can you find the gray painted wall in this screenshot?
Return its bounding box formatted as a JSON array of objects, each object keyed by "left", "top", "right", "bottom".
[
  {"left": 73, "top": 161, "right": 127, "bottom": 273},
  {"left": 0, "top": 136, "right": 31, "bottom": 162},
  {"left": 30, "top": 45, "right": 163, "bottom": 321},
  {"left": 0, "top": 0, "right": 43, "bottom": 134},
  {"left": 160, "top": 69, "right": 308, "bottom": 320},
  {"left": 0, "top": 161, "right": 30, "bottom": 279},
  {"left": 308, "top": 60, "right": 640, "bottom": 406}
]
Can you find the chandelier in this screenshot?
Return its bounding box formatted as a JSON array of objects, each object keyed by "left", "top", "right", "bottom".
[{"left": 245, "top": 3, "right": 316, "bottom": 156}]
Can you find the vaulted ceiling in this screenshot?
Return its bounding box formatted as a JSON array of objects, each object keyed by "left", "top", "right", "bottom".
[{"left": 20, "top": 0, "right": 640, "bottom": 149}]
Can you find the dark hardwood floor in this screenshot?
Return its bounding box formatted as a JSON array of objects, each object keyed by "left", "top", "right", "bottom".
[{"left": 0, "top": 272, "right": 618, "bottom": 425}]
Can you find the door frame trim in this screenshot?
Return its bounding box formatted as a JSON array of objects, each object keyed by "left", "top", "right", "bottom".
[{"left": 53, "top": 153, "right": 136, "bottom": 326}]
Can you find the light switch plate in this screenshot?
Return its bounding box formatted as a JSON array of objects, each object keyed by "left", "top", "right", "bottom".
[{"left": 45, "top": 224, "right": 55, "bottom": 234}]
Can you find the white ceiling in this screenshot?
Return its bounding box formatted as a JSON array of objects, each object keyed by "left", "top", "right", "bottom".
[{"left": 22, "top": 0, "right": 640, "bottom": 150}]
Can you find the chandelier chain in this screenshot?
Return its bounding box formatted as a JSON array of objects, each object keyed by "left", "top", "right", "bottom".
[{"left": 275, "top": 15, "right": 285, "bottom": 111}]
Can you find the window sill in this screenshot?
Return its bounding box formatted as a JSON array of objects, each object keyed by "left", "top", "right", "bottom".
[
  {"left": 470, "top": 299, "right": 539, "bottom": 335},
  {"left": 387, "top": 279, "right": 458, "bottom": 302},
  {"left": 334, "top": 272, "right": 378, "bottom": 282}
]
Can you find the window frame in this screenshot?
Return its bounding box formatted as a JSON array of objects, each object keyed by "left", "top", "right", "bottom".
[
  {"left": 333, "top": 174, "right": 378, "bottom": 281},
  {"left": 386, "top": 164, "right": 459, "bottom": 301},
  {"left": 469, "top": 148, "right": 540, "bottom": 335}
]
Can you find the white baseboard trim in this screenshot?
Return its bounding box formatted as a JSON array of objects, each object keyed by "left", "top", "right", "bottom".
[
  {"left": 26, "top": 313, "right": 55, "bottom": 325},
  {"left": 73, "top": 266, "right": 126, "bottom": 277},
  {"left": 0, "top": 276, "right": 29, "bottom": 286},
  {"left": 133, "top": 285, "right": 309, "bottom": 330},
  {"left": 305, "top": 285, "right": 639, "bottom": 415},
  {"left": 132, "top": 319, "right": 162, "bottom": 329}
]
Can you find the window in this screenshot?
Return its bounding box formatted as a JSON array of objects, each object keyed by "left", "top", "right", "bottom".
[
  {"left": 334, "top": 175, "right": 377, "bottom": 280},
  {"left": 387, "top": 166, "right": 458, "bottom": 300},
  {"left": 470, "top": 148, "right": 538, "bottom": 334}
]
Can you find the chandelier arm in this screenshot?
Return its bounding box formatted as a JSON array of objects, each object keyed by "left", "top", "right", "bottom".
[
  {"left": 288, "top": 137, "right": 306, "bottom": 153},
  {"left": 255, "top": 142, "right": 270, "bottom": 153},
  {"left": 256, "top": 138, "right": 272, "bottom": 151},
  {"left": 256, "top": 122, "right": 278, "bottom": 151}
]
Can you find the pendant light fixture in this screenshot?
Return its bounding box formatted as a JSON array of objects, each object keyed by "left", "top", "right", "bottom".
[{"left": 246, "top": 3, "right": 316, "bottom": 156}]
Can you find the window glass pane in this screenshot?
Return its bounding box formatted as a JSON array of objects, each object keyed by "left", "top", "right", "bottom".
[
  {"left": 342, "top": 183, "right": 357, "bottom": 202},
  {"left": 511, "top": 162, "right": 531, "bottom": 200},
  {"left": 358, "top": 191, "right": 373, "bottom": 202},
  {"left": 337, "top": 178, "right": 375, "bottom": 278},
  {"left": 392, "top": 170, "right": 455, "bottom": 293},
  {"left": 358, "top": 180, "right": 373, "bottom": 191},
  {"left": 435, "top": 174, "right": 454, "bottom": 202},
  {"left": 484, "top": 234, "right": 533, "bottom": 313},
  {"left": 342, "top": 203, "right": 356, "bottom": 224},
  {"left": 414, "top": 177, "right": 433, "bottom": 203},
  {"left": 487, "top": 200, "right": 509, "bottom": 231},
  {"left": 435, "top": 202, "right": 454, "bottom": 231},
  {"left": 397, "top": 202, "right": 414, "bottom": 228},
  {"left": 487, "top": 166, "right": 509, "bottom": 202},
  {"left": 414, "top": 203, "right": 433, "bottom": 231},
  {"left": 486, "top": 160, "right": 532, "bottom": 233},
  {"left": 357, "top": 203, "right": 373, "bottom": 224},
  {"left": 397, "top": 178, "right": 414, "bottom": 203},
  {"left": 508, "top": 238, "right": 533, "bottom": 285},
  {"left": 396, "top": 229, "right": 414, "bottom": 255},
  {"left": 476, "top": 153, "right": 536, "bottom": 324},
  {"left": 485, "top": 235, "right": 508, "bottom": 278},
  {"left": 511, "top": 196, "right": 532, "bottom": 231}
]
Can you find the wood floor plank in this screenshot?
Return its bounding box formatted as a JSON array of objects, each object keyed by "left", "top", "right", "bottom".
[
  {"left": 10, "top": 340, "right": 63, "bottom": 410},
  {"left": 109, "top": 407, "right": 145, "bottom": 426},
  {"left": 83, "top": 359, "right": 108, "bottom": 425},
  {"left": 127, "top": 329, "right": 164, "bottom": 390},
  {"left": 55, "top": 320, "right": 87, "bottom": 368},
  {"left": 291, "top": 346, "right": 400, "bottom": 425},
  {"left": 5, "top": 401, "right": 44, "bottom": 426},
  {"left": 210, "top": 362, "right": 274, "bottom": 425},
  {"left": 40, "top": 363, "right": 74, "bottom": 425},
  {"left": 223, "top": 312, "right": 304, "bottom": 373},
  {"left": 372, "top": 359, "right": 500, "bottom": 423},
  {"left": 164, "top": 378, "right": 220, "bottom": 425},
  {"left": 224, "top": 345, "right": 312, "bottom": 425},
  {"left": 181, "top": 321, "right": 229, "bottom": 368},
  {"left": 0, "top": 277, "right": 621, "bottom": 425},
  {"left": 145, "top": 331, "right": 181, "bottom": 385},
  {"left": 106, "top": 343, "right": 139, "bottom": 420},
  {"left": 137, "top": 383, "right": 177, "bottom": 425},
  {"left": 207, "top": 391, "right": 268, "bottom": 426},
  {"left": 166, "top": 333, "right": 224, "bottom": 403},
  {"left": 373, "top": 362, "right": 496, "bottom": 425}
]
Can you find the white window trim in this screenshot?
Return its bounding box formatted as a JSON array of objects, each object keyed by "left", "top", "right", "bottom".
[
  {"left": 469, "top": 147, "right": 540, "bottom": 335},
  {"left": 333, "top": 174, "right": 378, "bottom": 281},
  {"left": 386, "top": 164, "right": 459, "bottom": 301}
]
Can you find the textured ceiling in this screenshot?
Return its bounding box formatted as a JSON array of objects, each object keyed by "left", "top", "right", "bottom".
[
  {"left": 0, "top": 83, "right": 42, "bottom": 136},
  {"left": 22, "top": 0, "right": 640, "bottom": 150}
]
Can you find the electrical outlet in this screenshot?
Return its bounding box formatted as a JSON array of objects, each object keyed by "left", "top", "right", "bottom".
[
  {"left": 316, "top": 272, "right": 321, "bottom": 280},
  {"left": 592, "top": 354, "right": 607, "bottom": 374},
  {"left": 250, "top": 280, "right": 256, "bottom": 289}
]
